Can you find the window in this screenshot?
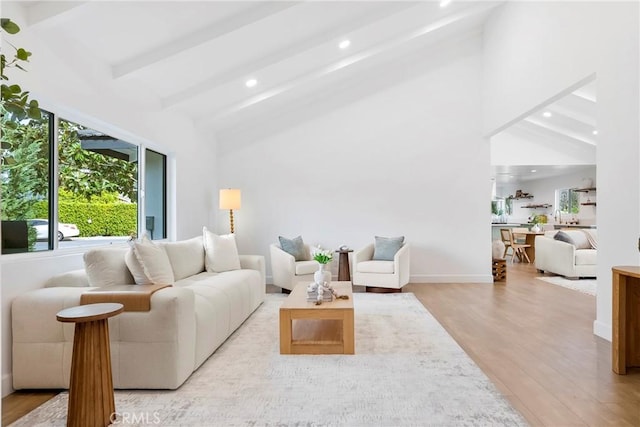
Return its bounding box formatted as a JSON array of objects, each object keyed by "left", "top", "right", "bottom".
[
  {"left": 1, "top": 111, "right": 168, "bottom": 254},
  {"left": 1, "top": 110, "right": 53, "bottom": 253},
  {"left": 556, "top": 188, "right": 580, "bottom": 214},
  {"left": 144, "top": 149, "right": 167, "bottom": 240}
]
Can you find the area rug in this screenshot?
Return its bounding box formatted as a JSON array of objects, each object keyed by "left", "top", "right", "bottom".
[
  {"left": 536, "top": 276, "right": 597, "bottom": 296},
  {"left": 11, "top": 293, "right": 527, "bottom": 427}
]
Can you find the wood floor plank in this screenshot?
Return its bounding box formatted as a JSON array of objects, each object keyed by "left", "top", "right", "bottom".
[
  {"left": 4, "top": 267, "right": 640, "bottom": 426},
  {"left": 406, "top": 262, "right": 640, "bottom": 427}
]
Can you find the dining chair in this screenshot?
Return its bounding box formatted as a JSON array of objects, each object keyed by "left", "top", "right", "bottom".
[
  {"left": 500, "top": 229, "right": 514, "bottom": 258},
  {"left": 506, "top": 229, "right": 531, "bottom": 263}
]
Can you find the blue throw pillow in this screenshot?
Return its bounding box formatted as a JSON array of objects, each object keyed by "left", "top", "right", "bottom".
[
  {"left": 372, "top": 236, "right": 405, "bottom": 261},
  {"left": 554, "top": 231, "right": 575, "bottom": 245},
  {"left": 279, "top": 235, "right": 306, "bottom": 261}
]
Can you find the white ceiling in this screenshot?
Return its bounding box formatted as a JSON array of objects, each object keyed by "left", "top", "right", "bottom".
[
  {"left": 491, "top": 79, "right": 598, "bottom": 184},
  {"left": 15, "top": 0, "right": 503, "bottom": 142},
  {"left": 14, "top": 0, "right": 595, "bottom": 172}
]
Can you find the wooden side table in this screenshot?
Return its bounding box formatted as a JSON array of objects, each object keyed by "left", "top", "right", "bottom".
[
  {"left": 612, "top": 266, "right": 640, "bottom": 374},
  {"left": 335, "top": 249, "right": 353, "bottom": 282},
  {"left": 57, "top": 303, "right": 124, "bottom": 427}
]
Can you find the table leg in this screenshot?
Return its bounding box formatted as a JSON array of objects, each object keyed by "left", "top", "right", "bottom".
[
  {"left": 279, "top": 309, "right": 292, "bottom": 354},
  {"left": 343, "top": 310, "right": 355, "bottom": 354},
  {"left": 67, "top": 319, "right": 115, "bottom": 427}
]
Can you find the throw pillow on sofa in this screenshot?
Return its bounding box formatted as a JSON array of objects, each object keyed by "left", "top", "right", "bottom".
[
  {"left": 125, "top": 234, "right": 175, "bottom": 285},
  {"left": 203, "top": 226, "right": 241, "bottom": 272},
  {"left": 84, "top": 247, "right": 134, "bottom": 286}
]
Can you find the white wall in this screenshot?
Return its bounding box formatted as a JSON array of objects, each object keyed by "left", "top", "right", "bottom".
[
  {"left": 0, "top": 4, "right": 217, "bottom": 396},
  {"left": 217, "top": 36, "right": 492, "bottom": 284},
  {"left": 483, "top": 1, "right": 640, "bottom": 340}
]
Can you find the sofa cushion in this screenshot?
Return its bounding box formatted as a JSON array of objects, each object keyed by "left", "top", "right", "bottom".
[
  {"left": 161, "top": 236, "right": 205, "bottom": 281},
  {"left": 45, "top": 269, "right": 89, "bottom": 288},
  {"left": 84, "top": 247, "right": 134, "bottom": 287},
  {"left": 295, "top": 260, "right": 318, "bottom": 275},
  {"left": 278, "top": 235, "right": 307, "bottom": 261},
  {"left": 126, "top": 235, "right": 175, "bottom": 285},
  {"left": 357, "top": 260, "right": 395, "bottom": 274},
  {"left": 372, "top": 236, "right": 404, "bottom": 261},
  {"left": 203, "top": 227, "right": 241, "bottom": 272},
  {"left": 575, "top": 249, "right": 597, "bottom": 265}
]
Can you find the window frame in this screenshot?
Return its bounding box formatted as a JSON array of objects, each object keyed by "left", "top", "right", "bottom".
[{"left": 0, "top": 104, "right": 172, "bottom": 258}]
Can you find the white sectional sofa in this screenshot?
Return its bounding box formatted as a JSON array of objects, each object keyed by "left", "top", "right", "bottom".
[
  {"left": 11, "top": 234, "right": 265, "bottom": 390},
  {"left": 535, "top": 229, "right": 597, "bottom": 279}
]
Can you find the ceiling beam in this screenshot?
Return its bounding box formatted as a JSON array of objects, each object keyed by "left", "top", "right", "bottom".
[
  {"left": 161, "top": 2, "right": 417, "bottom": 109},
  {"left": 111, "top": 2, "right": 299, "bottom": 79},
  {"left": 521, "top": 118, "right": 597, "bottom": 146},
  {"left": 201, "top": 2, "right": 499, "bottom": 126},
  {"left": 24, "top": 1, "right": 88, "bottom": 28}
]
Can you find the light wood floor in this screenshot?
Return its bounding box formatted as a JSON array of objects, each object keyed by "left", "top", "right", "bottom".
[{"left": 3, "top": 264, "right": 639, "bottom": 426}]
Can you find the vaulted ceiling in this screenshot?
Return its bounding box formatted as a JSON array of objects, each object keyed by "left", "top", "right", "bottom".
[
  {"left": 15, "top": 0, "right": 502, "bottom": 144},
  {"left": 13, "top": 0, "right": 595, "bottom": 168},
  {"left": 491, "top": 79, "right": 598, "bottom": 184}
]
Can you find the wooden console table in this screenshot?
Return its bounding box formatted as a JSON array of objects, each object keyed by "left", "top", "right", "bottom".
[
  {"left": 57, "top": 303, "right": 124, "bottom": 427},
  {"left": 612, "top": 266, "right": 640, "bottom": 374}
]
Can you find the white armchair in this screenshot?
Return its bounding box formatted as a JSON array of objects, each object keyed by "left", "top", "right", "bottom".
[
  {"left": 269, "top": 243, "right": 320, "bottom": 291},
  {"left": 353, "top": 242, "right": 410, "bottom": 291}
]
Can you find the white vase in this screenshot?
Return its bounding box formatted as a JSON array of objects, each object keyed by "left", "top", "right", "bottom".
[
  {"left": 531, "top": 224, "right": 541, "bottom": 233},
  {"left": 314, "top": 264, "right": 331, "bottom": 286}
]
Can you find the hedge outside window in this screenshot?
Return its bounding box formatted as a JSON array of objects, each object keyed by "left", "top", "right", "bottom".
[{"left": 1, "top": 112, "right": 167, "bottom": 254}]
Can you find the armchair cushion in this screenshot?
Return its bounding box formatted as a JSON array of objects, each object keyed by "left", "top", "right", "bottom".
[
  {"left": 278, "top": 235, "right": 307, "bottom": 261},
  {"left": 357, "top": 260, "right": 394, "bottom": 274},
  {"left": 372, "top": 236, "right": 405, "bottom": 261},
  {"left": 295, "top": 261, "right": 318, "bottom": 275}
]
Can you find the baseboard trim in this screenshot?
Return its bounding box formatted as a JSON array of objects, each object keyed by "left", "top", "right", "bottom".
[
  {"left": 266, "top": 274, "right": 494, "bottom": 285},
  {"left": 2, "top": 372, "right": 13, "bottom": 397},
  {"left": 410, "top": 274, "right": 494, "bottom": 283},
  {"left": 593, "top": 320, "right": 612, "bottom": 342}
]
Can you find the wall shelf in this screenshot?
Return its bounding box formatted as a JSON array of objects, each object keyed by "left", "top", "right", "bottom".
[
  {"left": 581, "top": 202, "right": 597, "bottom": 206},
  {"left": 508, "top": 195, "right": 533, "bottom": 200},
  {"left": 521, "top": 204, "right": 552, "bottom": 208},
  {"left": 573, "top": 187, "right": 596, "bottom": 193}
]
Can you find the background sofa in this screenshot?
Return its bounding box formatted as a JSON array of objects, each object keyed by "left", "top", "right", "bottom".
[
  {"left": 12, "top": 235, "right": 265, "bottom": 390},
  {"left": 535, "top": 229, "right": 597, "bottom": 279}
]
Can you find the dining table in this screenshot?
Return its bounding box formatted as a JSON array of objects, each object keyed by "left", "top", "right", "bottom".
[{"left": 512, "top": 230, "right": 545, "bottom": 262}]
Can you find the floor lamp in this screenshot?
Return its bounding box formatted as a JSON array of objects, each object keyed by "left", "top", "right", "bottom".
[{"left": 219, "top": 189, "right": 241, "bottom": 233}]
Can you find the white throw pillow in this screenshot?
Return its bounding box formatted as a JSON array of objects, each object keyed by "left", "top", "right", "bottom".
[
  {"left": 203, "top": 226, "right": 241, "bottom": 272},
  {"left": 125, "top": 235, "right": 175, "bottom": 285}
]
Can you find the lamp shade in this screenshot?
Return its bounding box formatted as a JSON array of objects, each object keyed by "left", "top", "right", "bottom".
[{"left": 219, "top": 189, "right": 241, "bottom": 210}]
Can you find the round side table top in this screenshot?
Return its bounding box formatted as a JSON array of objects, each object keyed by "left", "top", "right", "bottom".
[
  {"left": 56, "top": 303, "right": 124, "bottom": 323},
  {"left": 335, "top": 249, "right": 354, "bottom": 253}
]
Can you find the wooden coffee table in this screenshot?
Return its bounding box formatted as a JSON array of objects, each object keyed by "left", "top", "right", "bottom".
[{"left": 279, "top": 281, "right": 354, "bottom": 355}]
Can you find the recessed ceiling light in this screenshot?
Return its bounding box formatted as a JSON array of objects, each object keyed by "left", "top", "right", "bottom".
[
  {"left": 543, "top": 111, "right": 552, "bottom": 118},
  {"left": 531, "top": 169, "right": 537, "bottom": 173},
  {"left": 245, "top": 78, "right": 257, "bottom": 88},
  {"left": 592, "top": 130, "right": 598, "bottom": 135},
  {"left": 440, "top": 0, "right": 452, "bottom": 7},
  {"left": 339, "top": 40, "right": 351, "bottom": 49}
]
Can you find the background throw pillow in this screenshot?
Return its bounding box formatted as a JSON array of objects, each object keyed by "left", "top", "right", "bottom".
[
  {"left": 278, "top": 235, "right": 307, "bottom": 261},
  {"left": 373, "top": 236, "right": 405, "bottom": 261},
  {"left": 127, "top": 235, "right": 175, "bottom": 285},
  {"left": 203, "top": 227, "right": 241, "bottom": 272},
  {"left": 553, "top": 231, "right": 575, "bottom": 245}
]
